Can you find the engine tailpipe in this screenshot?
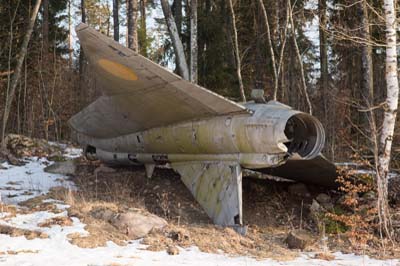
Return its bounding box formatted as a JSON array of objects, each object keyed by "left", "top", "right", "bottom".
[{"left": 284, "top": 113, "right": 325, "bottom": 160}]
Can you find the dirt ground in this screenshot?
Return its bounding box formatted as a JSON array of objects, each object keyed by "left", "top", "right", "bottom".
[
  {"left": 43, "top": 157, "right": 396, "bottom": 261},
  {"left": 2, "top": 132, "right": 399, "bottom": 261}
]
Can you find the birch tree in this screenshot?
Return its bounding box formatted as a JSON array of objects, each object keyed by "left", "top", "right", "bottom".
[
  {"left": 376, "top": 0, "right": 398, "bottom": 238},
  {"left": 1, "top": 0, "right": 42, "bottom": 148},
  {"left": 160, "top": 0, "right": 189, "bottom": 80}
]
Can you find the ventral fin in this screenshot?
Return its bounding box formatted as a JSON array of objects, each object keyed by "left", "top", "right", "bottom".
[{"left": 171, "top": 161, "right": 243, "bottom": 226}]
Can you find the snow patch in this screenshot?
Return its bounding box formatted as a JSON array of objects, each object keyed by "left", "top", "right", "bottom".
[
  {"left": 0, "top": 158, "right": 75, "bottom": 205},
  {"left": 0, "top": 151, "right": 398, "bottom": 266}
]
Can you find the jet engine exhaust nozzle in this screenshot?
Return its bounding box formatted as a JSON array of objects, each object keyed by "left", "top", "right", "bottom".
[{"left": 284, "top": 113, "right": 325, "bottom": 160}]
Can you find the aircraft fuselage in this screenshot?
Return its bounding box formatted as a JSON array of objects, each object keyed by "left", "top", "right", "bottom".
[{"left": 73, "top": 101, "right": 324, "bottom": 170}]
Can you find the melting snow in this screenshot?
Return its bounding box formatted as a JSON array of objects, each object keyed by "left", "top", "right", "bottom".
[
  {"left": 0, "top": 149, "right": 398, "bottom": 266},
  {"left": 0, "top": 157, "right": 75, "bottom": 205}
]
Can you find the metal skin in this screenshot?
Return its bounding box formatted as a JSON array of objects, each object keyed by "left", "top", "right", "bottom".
[
  {"left": 70, "top": 24, "right": 335, "bottom": 227},
  {"left": 74, "top": 101, "right": 324, "bottom": 169}
]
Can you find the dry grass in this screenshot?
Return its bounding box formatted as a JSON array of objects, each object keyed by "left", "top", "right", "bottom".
[
  {"left": 0, "top": 224, "right": 48, "bottom": 239},
  {"left": 1, "top": 249, "right": 39, "bottom": 255},
  {"left": 19, "top": 196, "right": 63, "bottom": 213},
  {"left": 38, "top": 216, "right": 73, "bottom": 227},
  {"left": 5, "top": 155, "right": 400, "bottom": 260},
  {"left": 142, "top": 224, "right": 298, "bottom": 260},
  {"left": 61, "top": 160, "right": 314, "bottom": 260},
  {"left": 314, "top": 252, "right": 335, "bottom": 261},
  {"left": 67, "top": 217, "right": 128, "bottom": 248},
  {"left": 67, "top": 161, "right": 400, "bottom": 260},
  {"left": 0, "top": 203, "right": 18, "bottom": 219},
  {"left": 49, "top": 187, "right": 129, "bottom": 248}
]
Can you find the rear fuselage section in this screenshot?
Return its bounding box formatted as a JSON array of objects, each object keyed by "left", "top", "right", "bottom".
[{"left": 72, "top": 101, "right": 324, "bottom": 169}]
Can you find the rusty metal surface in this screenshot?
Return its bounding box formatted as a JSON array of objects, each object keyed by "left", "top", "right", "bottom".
[{"left": 69, "top": 23, "right": 248, "bottom": 139}]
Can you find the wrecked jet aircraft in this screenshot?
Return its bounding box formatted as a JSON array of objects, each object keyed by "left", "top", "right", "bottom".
[{"left": 69, "top": 23, "right": 337, "bottom": 227}]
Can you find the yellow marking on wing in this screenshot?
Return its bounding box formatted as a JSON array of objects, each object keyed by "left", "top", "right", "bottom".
[{"left": 97, "top": 59, "right": 138, "bottom": 81}]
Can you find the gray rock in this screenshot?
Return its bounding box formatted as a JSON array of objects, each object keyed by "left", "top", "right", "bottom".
[
  {"left": 90, "top": 208, "right": 116, "bottom": 222},
  {"left": 310, "top": 199, "right": 323, "bottom": 212},
  {"left": 316, "top": 193, "right": 331, "bottom": 204},
  {"left": 316, "top": 193, "right": 333, "bottom": 210},
  {"left": 94, "top": 165, "right": 116, "bottom": 176},
  {"left": 44, "top": 160, "right": 76, "bottom": 175},
  {"left": 0, "top": 148, "right": 24, "bottom": 166},
  {"left": 309, "top": 199, "right": 325, "bottom": 224},
  {"left": 111, "top": 211, "right": 168, "bottom": 239},
  {"left": 6, "top": 153, "right": 23, "bottom": 166},
  {"left": 286, "top": 229, "right": 315, "bottom": 250},
  {"left": 47, "top": 151, "right": 65, "bottom": 162},
  {"left": 288, "top": 183, "right": 310, "bottom": 197}
]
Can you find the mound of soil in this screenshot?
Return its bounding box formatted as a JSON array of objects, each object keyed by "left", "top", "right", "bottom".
[{"left": 65, "top": 160, "right": 337, "bottom": 259}]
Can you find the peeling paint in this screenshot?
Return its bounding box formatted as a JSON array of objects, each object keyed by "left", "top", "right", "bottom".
[{"left": 173, "top": 162, "right": 242, "bottom": 226}]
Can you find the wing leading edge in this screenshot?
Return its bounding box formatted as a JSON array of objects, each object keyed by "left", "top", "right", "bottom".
[{"left": 69, "top": 23, "right": 249, "bottom": 139}]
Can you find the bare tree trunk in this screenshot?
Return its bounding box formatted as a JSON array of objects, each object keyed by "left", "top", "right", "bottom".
[
  {"left": 227, "top": 0, "right": 246, "bottom": 102},
  {"left": 4, "top": 0, "right": 21, "bottom": 138},
  {"left": 184, "top": 0, "right": 190, "bottom": 63},
  {"left": 172, "top": 0, "right": 182, "bottom": 35},
  {"left": 160, "top": 0, "right": 189, "bottom": 80},
  {"left": 1, "top": 0, "right": 42, "bottom": 148},
  {"left": 288, "top": 0, "right": 312, "bottom": 114},
  {"left": 359, "top": 0, "right": 377, "bottom": 152},
  {"left": 360, "top": 0, "right": 373, "bottom": 123},
  {"left": 106, "top": 2, "right": 111, "bottom": 37},
  {"left": 139, "top": 0, "right": 147, "bottom": 56},
  {"left": 113, "top": 0, "right": 119, "bottom": 42},
  {"left": 377, "top": 0, "right": 398, "bottom": 239},
  {"left": 318, "top": 0, "right": 328, "bottom": 122},
  {"left": 253, "top": 7, "right": 264, "bottom": 95},
  {"left": 277, "top": 2, "right": 290, "bottom": 100},
  {"left": 68, "top": 0, "right": 73, "bottom": 67},
  {"left": 81, "top": 0, "right": 86, "bottom": 23},
  {"left": 190, "top": 0, "right": 198, "bottom": 83},
  {"left": 78, "top": 0, "right": 86, "bottom": 111},
  {"left": 172, "top": 0, "right": 183, "bottom": 75},
  {"left": 257, "top": 0, "right": 277, "bottom": 100},
  {"left": 42, "top": 0, "right": 49, "bottom": 54},
  {"left": 127, "top": 0, "right": 139, "bottom": 51}
]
